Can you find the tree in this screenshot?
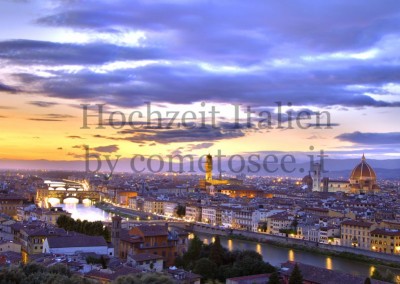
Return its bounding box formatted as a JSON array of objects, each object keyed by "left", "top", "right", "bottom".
[
  {"left": 364, "top": 277, "right": 372, "bottom": 284},
  {"left": 209, "top": 236, "right": 224, "bottom": 266},
  {"left": 182, "top": 235, "right": 203, "bottom": 269},
  {"left": 0, "top": 263, "right": 97, "bottom": 284},
  {"left": 268, "top": 272, "right": 281, "bottom": 284},
  {"left": 177, "top": 238, "right": 276, "bottom": 282},
  {"left": 371, "top": 269, "right": 394, "bottom": 283},
  {"left": 205, "top": 280, "right": 224, "bottom": 284},
  {"left": 56, "top": 215, "right": 110, "bottom": 242},
  {"left": 48, "top": 263, "right": 72, "bottom": 277},
  {"left": 175, "top": 205, "right": 186, "bottom": 218},
  {"left": 193, "top": 258, "right": 217, "bottom": 281},
  {"left": 231, "top": 251, "right": 275, "bottom": 277},
  {"left": 113, "top": 273, "right": 176, "bottom": 284},
  {"left": 289, "top": 263, "right": 303, "bottom": 284},
  {"left": 371, "top": 269, "right": 383, "bottom": 280},
  {"left": 100, "top": 255, "right": 107, "bottom": 269}
]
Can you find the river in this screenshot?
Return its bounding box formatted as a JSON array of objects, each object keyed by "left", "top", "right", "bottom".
[
  {"left": 52, "top": 200, "right": 400, "bottom": 282},
  {"left": 195, "top": 233, "right": 400, "bottom": 282},
  {"left": 49, "top": 198, "right": 113, "bottom": 222}
]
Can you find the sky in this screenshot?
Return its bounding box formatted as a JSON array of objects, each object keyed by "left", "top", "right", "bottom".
[{"left": 0, "top": 0, "right": 400, "bottom": 169}]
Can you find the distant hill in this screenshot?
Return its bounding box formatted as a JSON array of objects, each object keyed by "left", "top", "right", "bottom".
[
  {"left": 0, "top": 157, "right": 399, "bottom": 179},
  {"left": 321, "top": 168, "right": 400, "bottom": 180}
]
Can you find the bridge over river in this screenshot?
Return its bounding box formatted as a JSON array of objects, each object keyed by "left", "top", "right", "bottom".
[{"left": 36, "top": 179, "right": 102, "bottom": 206}]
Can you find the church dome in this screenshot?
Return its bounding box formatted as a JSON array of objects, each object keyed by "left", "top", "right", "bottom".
[
  {"left": 302, "top": 174, "right": 312, "bottom": 185},
  {"left": 350, "top": 154, "right": 376, "bottom": 181}
]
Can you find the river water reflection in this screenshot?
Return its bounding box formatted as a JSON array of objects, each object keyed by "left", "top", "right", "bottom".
[{"left": 49, "top": 199, "right": 112, "bottom": 222}]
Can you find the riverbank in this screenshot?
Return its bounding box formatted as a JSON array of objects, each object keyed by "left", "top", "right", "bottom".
[
  {"left": 92, "top": 203, "right": 400, "bottom": 269},
  {"left": 95, "top": 202, "right": 165, "bottom": 221},
  {"left": 230, "top": 233, "right": 400, "bottom": 269},
  {"left": 197, "top": 229, "right": 400, "bottom": 270}
]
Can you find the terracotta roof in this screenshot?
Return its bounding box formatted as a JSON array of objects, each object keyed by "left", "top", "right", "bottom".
[
  {"left": 370, "top": 228, "right": 400, "bottom": 237},
  {"left": 350, "top": 154, "right": 376, "bottom": 180},
  {"left": 46, "top": 235, "right": 107, "bottom": 248},
  {"left": 132, "top": 225, "right": 168, "bottom": 237},
  {"left": 226, "top": 273, "right": 270, "bottom": 282},
  {"left": 281, "top": 261, "right": 390, "bottom": 284},
  {"left": 0, "top": 195, "right": 25, "bottom": 201},
  {"left": 341, "top": 220, "right": 374, "bottom": 228},
  {"left": 85, "top": 266, "right": 142, "bottom": 281},
  {"left": 129, "top": 253, "right": 163, "bottom": 262}
]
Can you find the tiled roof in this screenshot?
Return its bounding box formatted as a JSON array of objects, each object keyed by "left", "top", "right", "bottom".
[
  {"left": 85, "top": 266, "right": 142, "bottom": 281},
  {"left": 129, "top": 253, "right": 163, "bottom": 262},
  {"left": 341, "top": 220, "right": 374, "bottom": 228},
  {"left": 47, "top": 235, "right": 107, "bottom": 248},
  {"left": 281, "top": 261, "right": 390, "bottom": 284},
  {"left": 132, "top": 225, "right": 168, "bottom": 237},
  {"left": 370, "top": 228, "right": 400, "bottom": 236}
]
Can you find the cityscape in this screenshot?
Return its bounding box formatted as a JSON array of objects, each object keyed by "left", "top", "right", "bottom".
[{"left": 1, "top": 1, "right": 400, "bottom": 284}]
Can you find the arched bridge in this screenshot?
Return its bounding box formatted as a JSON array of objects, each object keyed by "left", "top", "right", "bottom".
[{"left": 36, "top": 187, "right": 102, "bottom": 205}]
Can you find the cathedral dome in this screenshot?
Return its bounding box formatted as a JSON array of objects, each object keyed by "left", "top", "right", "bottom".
[
  {"left": 350, "top": 154, "right": 376, "bottom": 181},
  {"left": 302, "top": 174, "right": 312, "bottom": 185}
]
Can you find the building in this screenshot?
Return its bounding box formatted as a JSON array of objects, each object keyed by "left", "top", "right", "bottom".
[
  {"left": 226, "top": 274, "right": 271, "bottom": 284},
  {"left": 0, "top": 240, "right": 21, "bottom": 253},
  {"left": 221, "top": 208, "right": 234, "bottom": 228},
  {"left": 19, "top": 224, "right": 67, "bottom": 263},
  {"left": 307, "top": 154, "right": 380, "bottom": 194},
  {"left": 311, "top": 162, "right": 322, "bottom": 192},
  {"left": 0, "top": 195, "right": 25, "bottom": 219},
  {"left": 340, "top": 220, "right": 376, "bottom": 250},
  {"left": 185, "top": 205, "right": 202, "bottom": 222},
  {"left": 370, "top": 228, "right": 400, "bottom": 254},
  {"left": 127, "top": 253, "right": 164, "bottom": 272},
  {"left": 163, "top": 201, "right": 178, "bottom": 218},
  {"left": 220, "top": 186, "right": 263, "bottom": 198},
  {"left": 129, "top": 197, "right": 144, "bottom": 211},
  {"left": 116, "top": 191, "right": 138, "bottom": 206},
  {"left": 85, "top": 266, "right": 142, "bottom": 284},
  {"left": 233, "top": 210, "right": 253, "bottom": 231},
  {"left": 252, "top": 209, "right": 285, "bottom": 232},
  {"left": 266, "top": 213, "right": 293, "bottom": 235},
  {"left": 111, "top": 215, "right": 122, "bottom": 258},
  {"left": 167, "top": 267, "right": 201, "bottom": 284},
  {"left": 201, "top": 207, "right": 217, "bottom": 225},
  {"left": 349, "top": 154, "right": 379, "bottom": 193},
  {"left": 143, "top": 198, "right": 164, "bottom": 215},
  {"left": 19, "top": 207, "right": 71, "bottom": 225},
  {"left": 280, "top": 261, "right": 388, "bottom": 284},
  {"left": 322, "top": 178, "right": 351, "bottom": 193},
  {"left": 0, "top": 219, "right": 16, "bottom": 241},
  {"left": 198, "top": 154, "right": 243, "bottom": 189},
  {"left": 43, "top": 234, "right": 113, "bottom": 256},
  {"left": 119, "top": 224, "right": 188, "bottom": 266}
]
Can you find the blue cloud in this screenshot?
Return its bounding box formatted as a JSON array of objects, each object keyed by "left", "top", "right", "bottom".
[{"left": 336, "top": 131, "right": 400, "bottom": 145}]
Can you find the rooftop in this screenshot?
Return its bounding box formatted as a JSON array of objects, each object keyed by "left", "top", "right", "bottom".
[{"left": 46, "top": 235, "right": 107, "bottom": 248}]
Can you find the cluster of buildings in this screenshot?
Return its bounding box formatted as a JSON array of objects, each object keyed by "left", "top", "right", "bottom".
[
  {"left": 0, "top": 174, "right": 199, "bottom": 283},
  {"left": 0, "top": 153, "right": 398, "bottom": 282},
  {"left": 120, "top": 154, "right": 400, "bottom": 255},
  {"left": 0, "top": 212, "right": 197, "bottom": 283}
]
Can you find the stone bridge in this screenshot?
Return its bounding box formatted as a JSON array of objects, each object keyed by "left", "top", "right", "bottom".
[{"left": 36, "top": 187, "right": 102, "bottom": 205}]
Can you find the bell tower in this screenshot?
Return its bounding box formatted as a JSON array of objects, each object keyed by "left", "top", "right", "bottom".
[
  {"left": 205, "top": 154, "right": 213, "bottom": 181},
  {"left": 111, "top": 215, "right": 122, "bottom": 258}
]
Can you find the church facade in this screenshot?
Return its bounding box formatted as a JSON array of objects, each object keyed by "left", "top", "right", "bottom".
[{"left": 305, "top": 154, "right": 379, "bottom": 194}]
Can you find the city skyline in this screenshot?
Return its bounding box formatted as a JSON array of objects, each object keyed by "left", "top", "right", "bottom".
[{"left": 1, "top": 0, "right": 400, "bottom": 169}]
